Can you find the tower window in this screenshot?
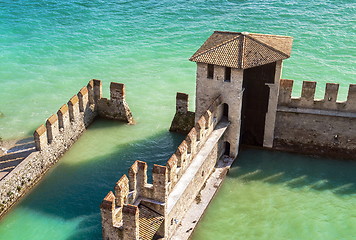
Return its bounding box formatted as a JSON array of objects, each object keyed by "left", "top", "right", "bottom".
[
  {"left": 223, "top": 103, "right": 229, "bottom": 119},
  {"left": 224, "top": 67, "right": 231, "bottom": 82},
  {"left": 207, "top": 64, "right": 214, "bottom": 79}
]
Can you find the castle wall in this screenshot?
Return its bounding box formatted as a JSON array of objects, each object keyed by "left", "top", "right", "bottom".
[
  {"left": 195, "top": 63, "right": 244, "bottom": 157},
  {"left": 0, "top": 80, "right": 134, "bottom": 219},
  {"left": 274, "top": 79, "right": 356, "bottom": 159},
  {"left": 166, "top": 140, "right": 222, "bottom": 239},
  {"left": 97, "top": 82, "right": 134, "bottom": 124},
  {"left": 100, "top": 96, "right": 228, "bottom": 239}
]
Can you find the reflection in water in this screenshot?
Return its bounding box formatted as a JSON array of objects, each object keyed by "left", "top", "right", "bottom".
[{"left": 192, "top": 149, "right": 356, "bottom": 240}]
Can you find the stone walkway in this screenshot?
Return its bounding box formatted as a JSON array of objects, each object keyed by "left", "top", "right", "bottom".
[
  {"left": 171, "top": 156, "right": 235, "bottom": 240},
  {"left": 0, "top": 137, "right": 36, "bottom": 180}
]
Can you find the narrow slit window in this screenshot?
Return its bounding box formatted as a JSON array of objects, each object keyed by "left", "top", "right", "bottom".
[
  {"left": 207, "top": 64, "right": 214, "bottom": 79},
  {"left": 224, "top": 67, "right": 231, "bottom": 82}
]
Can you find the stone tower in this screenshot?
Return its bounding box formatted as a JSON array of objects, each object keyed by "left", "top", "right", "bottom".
[{"left": 190, "top": 31, "right": 293, "bottom": 157}]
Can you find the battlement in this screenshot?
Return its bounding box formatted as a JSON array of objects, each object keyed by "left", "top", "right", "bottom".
[
  {"left": 100, "top": 95, "right": 224, "bottom": 239},
  {"left": 100, "top": 160, "right": 168, "bottom": 239},
  {"left": 1, "top": 79, "right": 135, "bottom": 221},
  {"left": 278, "top": 79, "right": 356, "bottom": 112},
  {"left": 97, "top": 82, "right": 134, "bottom": 123},
  {"left": 166, "top": 95, "right": 222, "bottom": 193},
  {"left": 33, "top": 80, "right": 134, "bottom": 151},
  {"left": 275, "top": 79, "right": 356, "bottom": 159},
  {"left": 33, "top": 80, "right": 101, "bottom": 151}
]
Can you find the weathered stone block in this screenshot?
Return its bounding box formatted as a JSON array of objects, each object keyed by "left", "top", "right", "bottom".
[
  {"left": 46, "top": 114, "right": 59, "bottom": 144},
  {"left": 34, "top": 125, "right": 47, "bottom": 151}
]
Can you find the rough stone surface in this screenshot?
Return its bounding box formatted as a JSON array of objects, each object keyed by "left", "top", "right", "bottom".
[
  {"left": 169, "top": 112, "right": 195, "bottom": 134},
  {"left": 195, "top": 62, "right": 243, "bottom": 157},
  {"left": 170, "top": 92, "right": 195, "bottom": 134},
  {"left": 0, "top": 80, "right": 134, "bottom": 219},
  {"left": 97, "top": 82, "right": 134, "bottom": 124},
  {"left": 170, "top": 156, "right": 234, "bottom": 240},
  {"left": 274, "top": 110, "right": 356, "bottom": 159},
  {"left": 274, "top": 79, "right": 356, "bottom": 159},
  {"left": 100, "top": 97, "right": 230, "bottom": 240}
]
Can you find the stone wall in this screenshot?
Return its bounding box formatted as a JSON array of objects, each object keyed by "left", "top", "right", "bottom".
[
  {"left": 0, "top": 80, "right": 134, "bottom": 219},
  {"left": 100, "top": 96, "right": 227, "bottom": 239},
  {"left": 97, "top": 82, "right": 134, "bottom": 124},
  {"left": 274, "top": 79, "right": 356, "bottom": 159},
  {"left": 195, "top": 63, "right": 244, "bottom": 158},
  {"left": 169, "top": 92, "right": 195, "bottom": 134}
]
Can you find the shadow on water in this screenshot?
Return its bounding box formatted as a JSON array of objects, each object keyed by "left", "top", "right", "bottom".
[
  {"left": 14, "top": 122, "right": 184, "bottom": 240},
  {"left": 230, "top": 148, "right": 356, "bottom": 196}
]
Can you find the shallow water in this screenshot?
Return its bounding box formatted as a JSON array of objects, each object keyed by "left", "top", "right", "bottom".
[
  {"left": 0, "top": 119, "right": 184, "bottom": 239},
  {"left": 0, "top": 0, "right": 355, "bottom": 239},
  {"left": 192, "top": 149, "right": 356, "bottom": 240}
]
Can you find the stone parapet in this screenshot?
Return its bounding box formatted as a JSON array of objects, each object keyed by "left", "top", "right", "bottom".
[
  {"left": 101, "top": 95, "right": 227, "bottom": 239},
  {"left": 0, "top": 80, "right": 134, "bottom": 220},
  {"left": 275, "top": 79, "right": 356, "bottom": 159},
  {"left": 97, "top": 82, "right": 134, "bottom": 124},
  {"left": 278, "top": 79, "right": 356, "bottom": 112}
]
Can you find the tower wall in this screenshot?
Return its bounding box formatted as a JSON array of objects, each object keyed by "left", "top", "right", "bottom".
[
  {"left": 263, "top": 60, "right": 283, "bottom": 147},
  {"left": 195, "top": 63, "right": 243, "bottom": 157}
]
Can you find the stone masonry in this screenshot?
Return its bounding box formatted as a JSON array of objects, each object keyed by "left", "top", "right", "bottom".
[
  {"left": 101, "top": 30, "right": 355, "bottom": 240},
  {"left": 169, "top": 92, "right": 195, "bottom": 134},
  {"left": 0, "top": 79, "right": 134, "bottom": 219},
  {"left": 274, "top": 79, "right": 356, "bottom": 159},
  {"left": 100, "top": 96, "right": 230, "bottom": 240}
]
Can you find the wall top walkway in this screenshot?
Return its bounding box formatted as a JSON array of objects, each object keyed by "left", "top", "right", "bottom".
[{"left": 167, "top": 119, "right": 230, "bottom": 214}]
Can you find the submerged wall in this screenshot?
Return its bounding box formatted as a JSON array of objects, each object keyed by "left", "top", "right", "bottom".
[
  {"left": 0, "top": 80, "right": 134, "bottom": 219},
  {"left": 274, "top": 79, "right": 356, "bottom": 159}
]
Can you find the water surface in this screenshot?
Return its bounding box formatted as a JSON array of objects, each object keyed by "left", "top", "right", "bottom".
[
  {"left": 192, "top": 149, "right": 356, "bottom": 240},
  {"left": 0, "top": 0, "right": 355, "bottom": 239}
]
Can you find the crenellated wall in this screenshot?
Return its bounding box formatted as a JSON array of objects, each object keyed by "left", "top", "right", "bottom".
[
  {"left": 0, "top": 80, "right": 134, "bottom": 219},
  {"left": 274, "top": 79, "right": 356, "bottom": 159},
  {"left": 100, "top": 95, "right": 228, "bottom": 240},
  {"left": 100, "top": 161, "right": 168, "bottom": 240}
]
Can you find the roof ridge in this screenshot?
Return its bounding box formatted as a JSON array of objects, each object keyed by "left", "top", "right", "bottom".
[
  {"left": 189, "top": 34, "right": 241, "bottom": 61},
  {"left": 245, "top": 35, "right": 289, "bottom": 58},
  {"left": 249, "top": 33, "right": 293, "bottom": 39},
  {"left": 238, "top": 34, "right": 245, "bottom": 69}
]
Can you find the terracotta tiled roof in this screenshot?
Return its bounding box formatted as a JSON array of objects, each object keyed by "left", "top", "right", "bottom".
[
  {"left": 138, "top": 204, "right": 164, "bottom": 240},
  {"left": 189, "top": 31, "right": 293, "bottom": 69}
]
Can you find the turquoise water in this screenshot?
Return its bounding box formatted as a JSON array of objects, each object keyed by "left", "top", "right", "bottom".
[
  {"left": 0, "top": 0, "right": 355, "bottom": 239},
  {"left": 192, "top": 149, "right": 356, "bottom": 240}
]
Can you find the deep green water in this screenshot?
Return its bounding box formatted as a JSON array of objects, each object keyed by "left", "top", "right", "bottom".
[{"left": 0, "top": 0, "right": 355, "bottom": 239}]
